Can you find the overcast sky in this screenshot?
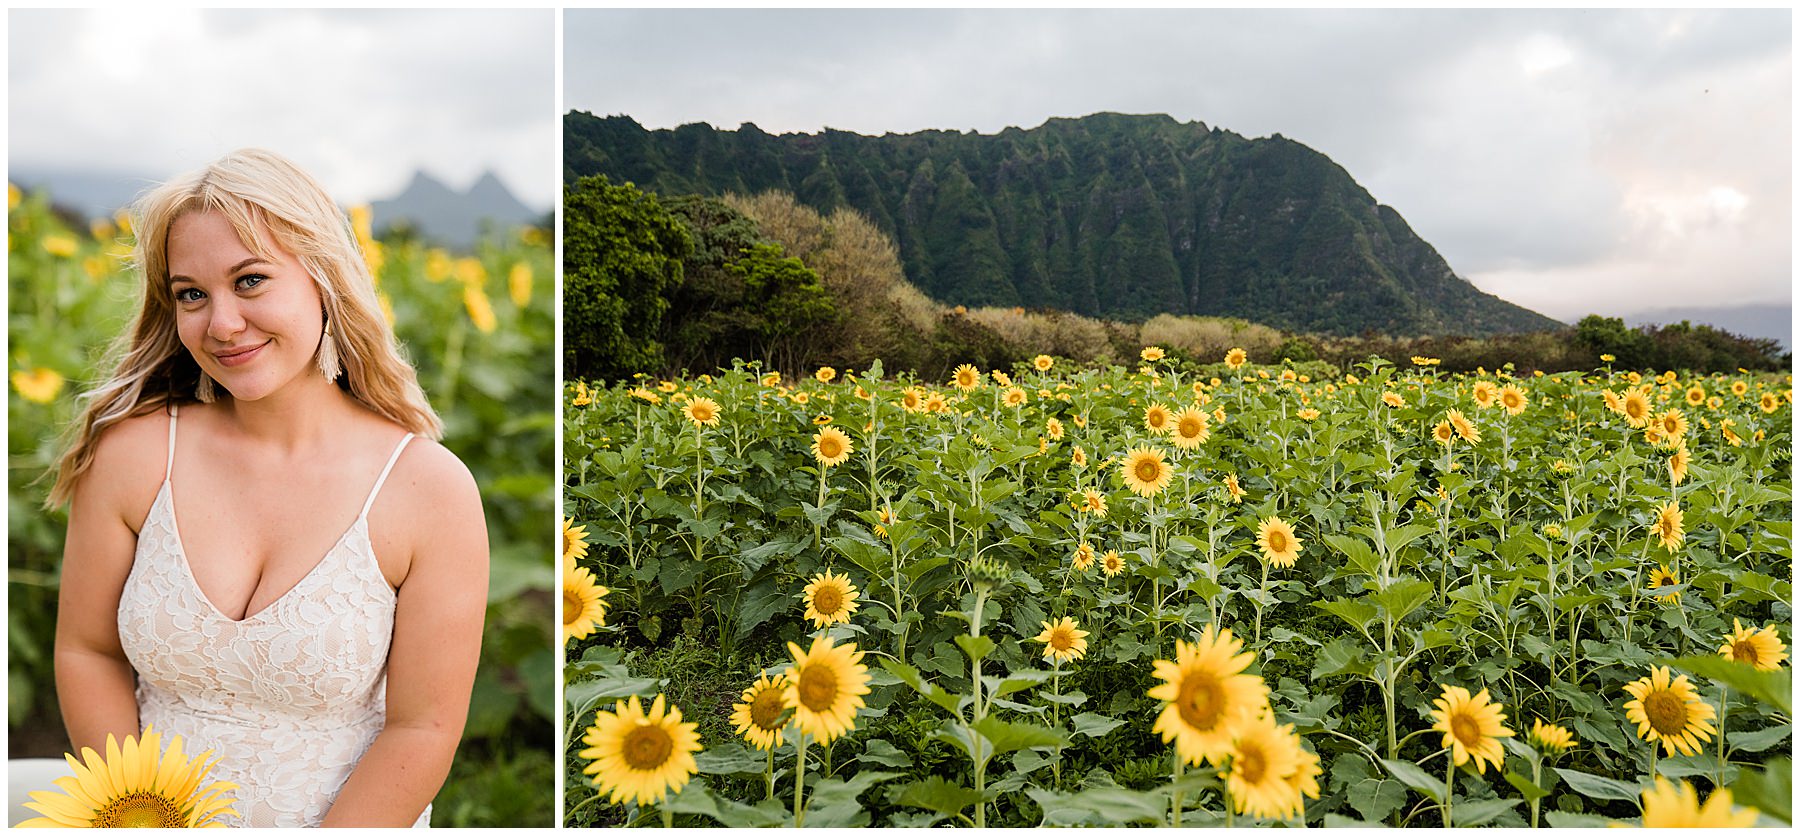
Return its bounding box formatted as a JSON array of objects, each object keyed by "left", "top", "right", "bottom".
[
  {"left": 567, "top": 8, "right": 1791, "bottom": 324},
  {"left": 9, "top": 8, "right": 555, "bottom": 211}
]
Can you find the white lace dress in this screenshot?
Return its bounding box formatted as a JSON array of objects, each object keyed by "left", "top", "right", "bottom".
[{"left": 116, "top": 407, "right": 428, "bottom": 827}]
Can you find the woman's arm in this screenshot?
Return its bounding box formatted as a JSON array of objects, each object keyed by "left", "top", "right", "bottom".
[
  {"left": 322, "top": 443, "right": 488, "bottom": 827},
  {"left": 55, "top": 419, "right": 160, "bottom": 753}
]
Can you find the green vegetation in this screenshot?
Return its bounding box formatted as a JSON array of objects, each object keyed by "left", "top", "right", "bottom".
[{"left": 564, "top": 111, "right": 1563, "bottom": 337}]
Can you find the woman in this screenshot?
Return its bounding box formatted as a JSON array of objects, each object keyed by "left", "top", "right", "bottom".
[{"left": 47, "top": 149, "right": 488, "bottom": 827}]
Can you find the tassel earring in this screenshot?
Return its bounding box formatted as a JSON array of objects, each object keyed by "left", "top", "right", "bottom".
[
  {"left": 317, "top": 321, "right": 342, "bottom": 382},
  {"left": 196, "top": 372, "right": 217, "bottom": 403}
]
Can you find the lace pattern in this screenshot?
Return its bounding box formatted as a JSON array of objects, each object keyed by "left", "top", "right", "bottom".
[{"left": 114, "top": 415, "right": 427, "bottom": 828}]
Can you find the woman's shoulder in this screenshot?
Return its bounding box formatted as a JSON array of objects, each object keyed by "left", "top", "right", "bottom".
[
  {"left": 80, "top": 406, "right": 178, "bottom": 516},
  {"left": 385, "top": 436, "right": 482, "bottom": 517}
]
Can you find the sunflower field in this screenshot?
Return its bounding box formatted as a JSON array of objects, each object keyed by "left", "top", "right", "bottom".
[
  {"left": 7, "top": 184, "right": 557, "bottom": 826},
  {"left": 563, "top": 348, "right": 1792, "bottom": 828}
]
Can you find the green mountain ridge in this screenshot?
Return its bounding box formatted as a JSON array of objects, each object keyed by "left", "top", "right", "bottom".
[{"left": 564, "top": 111, "right": 1564, "bottom": 337}]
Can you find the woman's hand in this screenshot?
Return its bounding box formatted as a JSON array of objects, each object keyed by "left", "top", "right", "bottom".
[{"left": 320, "top": 440, "right": 488, "bottom": 827}]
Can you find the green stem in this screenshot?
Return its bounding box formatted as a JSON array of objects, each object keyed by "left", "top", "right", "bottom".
[
  {"left": 766, "top": 744, "right": 776, "bottom": 801},
  {"left": 1715, "top": 686, "right": 1729, "bottom": 789},
  {"left": 1171, "top": 753, "right": 1184, "bottom": 827},
  {"left": 1443, "top": 756, "right": 1456, "bottom": 827},
  {"left": 793, "top": 733, "right": 809, "bottom": 828},
  {"left": 661, "top": 807, "right": 673, "bottom": 828}
]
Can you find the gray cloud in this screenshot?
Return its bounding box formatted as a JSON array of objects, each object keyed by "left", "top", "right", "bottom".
[
  {"left": 9, "top": 8, "right": 556, "bottom": 210},
  {"left": 567, "top": 8, "right": 1790, "bottom": 321}
]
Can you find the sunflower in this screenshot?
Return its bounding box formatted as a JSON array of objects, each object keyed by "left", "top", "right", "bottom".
[
  {"left": 923, "top": 391, "right": 947, "bottom": 413},
  {"left": 1668, "top": 446, "right": 1691, "bottom": 485},
  {"left": 18, "top": 728, "right": 238, "bottom": 828},
  {"left": 1033, "top": 354, "right": 1055, "bottom": 371},
  {"left": 1043, "top": 417, "right": 1065, "bottom": 441},
  {"left": 952, "top": 363, "right": 982, "bottom": 391},
  {"left": 1429, "top": 420, "right": 1454, "bottom": 447},
  {"left": 1447, "top": 409, "right": 1481, "bottom": 443},
  {"left": 1255, "top": 516, "right": 1303, "bottom": 568},
  {"left": 1003, "top": 386, "right": 1028, "bottom": 407},
  {"left": 1498, "top": 385, "right": 1528, "bottom": 415},
  {"left": 1730, "top": 380, "right": 1748, "bottom": 397},
  {"left": 1528, "top": 719, "right": 1576, "bottom": 753},
  {"left": 683, "top": 396, "right": 721, "bottom": 427},
  {"left": 1647, "top": 564, "right": 1682, "bottom": 603},
  {"left": 1652, "top": 502, "right": 1684, "bottom": 552},
  {"left": 580, "top": 694, "right": 703, "bottom": 806},
  {"left": 812, "top": 414, "right": 833, "bottom": 426},
  {"left": 815, "top": 366, "right": 836, "bottom": 384},
  {"left": 1120, "top": 446, "right": 1174, "bottom": 498},
  {"left": 1721, "top": 420, "right": 1742, "bottom": 446},
  {"left": 1224, "top": 711, "right": 1307, "bottom": 820},
  {"left": 1411, "top": 356, "right": 1441, "bottom": 367},
  {"left": 1142, "top": 346, "right": 1166, "bottom": 362},
  {"left": 791, "top": 391, "right": 810, "bottom": 405},
  {"left": 1071, "top": 542, "right": 1096, "bottom": 573},
  {"left": 1382, "top": 391, "right": 1406, "bottom": 408},
  {"left": 1148, "top": 624, "right": 1269, "bottom": 766},
  {"left": 899, "top": 387, "right": 924, "bottom": 412},
  {"left": 1100, "top": 550, "right": 1126, "bottom": 578},
  {"left": 1622, "top": 390, "right": 1652, "bottom": 426},
  {"left": 801, "top": 571, "right": 860, "bottom": 628},
  {"left": 1078, "top": 488, "right": 1108, "bottom": 517},
  {"left": 1759, "top": 391, "right": 1779, "bottom": 413},
  {"left": 563, "top": 516, "right": 590, "bottom": 562},
  {"left": 564, "top": 555, "right": 609, "bottom": 642},
  {"left": 1287, "top": 741, "right": 1323, "bottom": 807},
  {"left": 1623, "top": 666, "right": 1717, "bottom": 757},
  {"left": 783, "top": 636, "right": 871, "bottom": 743},
  {"left": 1601, "top": 389, "right": 1624, "bottom": 414},
  {"left": 1070, "top": 445, "right": 1087, "bottom": 468},
  {"left": 1429, "top": 685, "right": 1514, "bottom": 774},
  {"left": 1637, "top": 778, "right": 1760, "bottom": 827},
  {"left": 761, "top": 372, "right": 783, "bottom": 387},
  {"left": 1296, "top": 407, "right": 1319, "bottom": 421},
  {"left": 1171, "top": 407, "right": 1211, "bottom": 449},
  {"left": 1035, "top": 616, "right": 1090, "bottom": 664},
  {"left": 730, "top": 675, "right": 792, "bottom": 751},
  {"left": 1685, "top": 385, "right": 1706, "bottom": 406},
  {"left": 811, "top": 426, "right": 853, "bottom": 467},
  {"left": 1224, "top": 347, "right": 1248, "bottom": 370},
  {"left": 1718, "top": 619, "right": 1787, "bottom": 671},
  {"left": 1472, "top": 380, "right": 1499, "bottom": 408},
  {"left": 1224, "top": 473, "right": 1246, "bottom": 503},
  {"left": 1656, "top": 409, "right": 1687, "bottom": 439},
  {"left": 1144, "top": 403, "right": 1173, "bottom": 434}
]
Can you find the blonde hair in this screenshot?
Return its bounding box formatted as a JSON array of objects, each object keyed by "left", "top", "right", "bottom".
[{"left": 48, "top": 149, "right": 442, "bottom": 507}]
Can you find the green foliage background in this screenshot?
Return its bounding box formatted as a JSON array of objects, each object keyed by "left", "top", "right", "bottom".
[
  {"left": 564, "top": 111, "right": 1563, "bottom": 336},
  {"left": 7, "top": 189, "right": 555, "bottom": 826}
]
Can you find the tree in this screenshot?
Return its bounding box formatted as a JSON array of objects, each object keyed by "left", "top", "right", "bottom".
[{"left": 562, "top": 175, "right": 692, "bottom": 381}]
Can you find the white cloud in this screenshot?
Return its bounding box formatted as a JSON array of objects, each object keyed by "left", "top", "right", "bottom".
[{"left": 9, "top": 9, "right": 556, "bottom": 210}]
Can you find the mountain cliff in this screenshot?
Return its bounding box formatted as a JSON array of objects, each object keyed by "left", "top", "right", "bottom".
[{"left": 565, "top": 111, "right": 1562, "bottom": 337}]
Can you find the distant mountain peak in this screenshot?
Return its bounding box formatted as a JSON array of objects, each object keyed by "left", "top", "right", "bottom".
[
  {"left": 371, "top": 169, "right": 537, "bottom": 250},
  {"left": 564, "top": 110, "right": 1561, "bottom": 337}
]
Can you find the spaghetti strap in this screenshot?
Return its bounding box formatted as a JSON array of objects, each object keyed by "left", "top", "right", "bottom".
[
  {"left": 358, "top": 433, "right": 415, "bottom": 519},
  {"left": 165, "top": 404, "right": 180, "bottom": 482}
]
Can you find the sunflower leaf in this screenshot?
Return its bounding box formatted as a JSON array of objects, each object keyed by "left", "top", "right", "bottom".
[
  {"left": 1068, "top": 712, "right": 1125, "bottom": 739},
  {"left": 803, "top": 770, "right": 899, "bottom": 828},
  {"left": 1024, "top": 785, "right": 1168, "bottom": 826},
  {"left": 1661, "top": 654, "right": 1792, "bottom": 714},
  {"left": 955, "top": 634, "right": 997, "bottom": 662},
  {"left": 971, "top": 716, "right": 1067, "bottom": 755},
  {"left": 1728, "top": 724, "right": 1791, "bottom": 753},
  {"left": 1453, "top": 798, "right": 1520, "bottom": 827},
  {"left": 878, "top": 659, "right": 963, "bottom": 714},
  {"left": 1379, "top": 758, "right": 1444, "bottom": 802},
  {"left": 695, "top": 741, "right": 769, "bottom": 776},
  {"left": 1729, "top": 759, "right": 1792, "bottom": 824},
  {"left": 660, "top": 782, "right": 789, "bottom": 827},
  {"left": 1503, "top": 770, "right": 1551, "bottom": 802},
  {"left": 1551, "top": 767, "right": 1643, "bottom": 803},
  {"left": 886, "top": 776, "right": 984, "bottom": 817}
]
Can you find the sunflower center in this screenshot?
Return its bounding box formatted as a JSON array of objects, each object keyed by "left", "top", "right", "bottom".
[
  {"left": 819, "top": 438, "right": 843, "bottom": 458},
  {"left": 1450, "top": 714, "right": 1483, "bottom": 747},
  {"left": 621, "top": 724, "right": 674, "bottom": 770},
  {"left": 1180, "top": 417, "right": 1203, "bottom": 438},
  {"left": 812, "top": 586, "right": 843, "bottom": 616},
  {"left": 1730, "top": 640, "right": 1761, "bottom": 666},
  {"left": 563, "top": 589, "right": 585, "bottom": 625},
  {"left": 1266, "top": 531, "right": 1288, "bottom": 553},
  {"left": 1658, "top": 574, "right": 1677, "bottom": 588},
  {"left": 1049, "top": 629, "right": 1075, "bottom": 652},
  {"left": 1236, "top": 741, "right": 1268, "bottom": 784},
  {"left": 750, "top": 688, "right": 787, "bottom": 731},
  {"left": 797, "top": 664, "right": 840, "bottom": 712},
  {"left": 564, "top": 531, "right": 578, "bottom": 552},
  {"left": 93, "top": 792, "right": 184, "bottom": 828},
  {"left": 1642, "top": 690, "right": 1689, "bottom": 735},
  {"left": 694, "top": 406, "right": 713, "bottom": 421},
  {"left": 1136, "top": 459, "right": 1161, "bottom": 482},
  {"left": 1176, "top": 671, "right": 1226, "bottom": 731}
]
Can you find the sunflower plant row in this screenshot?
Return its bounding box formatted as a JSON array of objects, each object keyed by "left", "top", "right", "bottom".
[
  {"left": 564, "top": 348, "right": 1789, "bottom": 827},
  {"left": 7, "top": 186, "right": 557, "bottom": 826}
]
